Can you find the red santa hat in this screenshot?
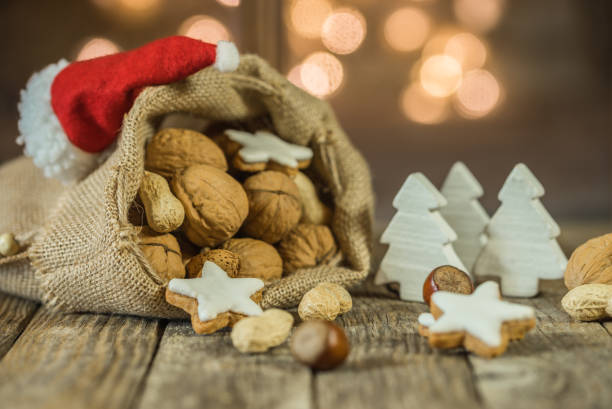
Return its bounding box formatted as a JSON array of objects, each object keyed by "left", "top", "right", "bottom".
[{"left": 17, "top": 36, "right": 239, "bottom": 183}]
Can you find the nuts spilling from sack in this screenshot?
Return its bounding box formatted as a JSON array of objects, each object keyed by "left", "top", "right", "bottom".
[{"left": 135, "top": 125, "right": 342, "bottom": 336}]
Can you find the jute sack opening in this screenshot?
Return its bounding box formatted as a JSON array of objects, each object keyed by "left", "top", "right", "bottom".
[{"left": 0, "top": 55, "right": 374, "bottom": 318}]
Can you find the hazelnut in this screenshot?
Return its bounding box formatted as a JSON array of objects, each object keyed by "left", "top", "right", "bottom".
[
  {"left": 422, "top": 265, "right": 473, "bottom": 307},
  {"left": 221, "top": 238, "right": 283, "bottom": 282},
  {"left": 145, "top": 128, "right": 227, "bottom": 177},
  {"left": 277, "top": 224, "right": 337, "bottom": 274},
  {"left": 138, "top": 227, "right": 185, "bottom": 282},
  {"left": 564, "top": 233, "right": 612, "bottom": 290},
  {"left": 298, "top": 283, "right": 352, "bottom": 321},
  {"left": 290, "top": 320, "right": 349, "bottom": 370},
  {"left": 171, "top": 165, "right": 248, "bottom": 247},
  {"left": 242, "top": 171, "right": 302, "bottom": 244},
  {"left": 186, "top": 249, "right": 241, "bottom": 278}
]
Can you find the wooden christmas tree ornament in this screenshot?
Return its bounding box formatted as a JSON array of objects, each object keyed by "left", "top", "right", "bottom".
[
  {"left": 440, "top": 162, "right": 490, "bottom": 270},
  {"left": 473, "top": 163, "right": 567, "bottom": 297},
  {"left": 375, "top": 172, "right": 467, "bottom": 302}
]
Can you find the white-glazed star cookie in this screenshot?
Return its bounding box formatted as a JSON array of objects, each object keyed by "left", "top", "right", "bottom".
[
  {"left": 224, "top": 129, "right": 313, "bottom": 175},
  {"left": 418, "top": 281, "right": 536, "bottom": 358},
  {"left": 165, "top": 261, "right": 264, "bottom": 334}
]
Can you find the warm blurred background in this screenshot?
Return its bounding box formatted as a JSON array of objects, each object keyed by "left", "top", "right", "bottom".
[{"left": 0, "top": 0, "right": 610, "bottom": 248}]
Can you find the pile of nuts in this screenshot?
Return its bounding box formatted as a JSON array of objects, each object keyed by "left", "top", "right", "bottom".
[
  {"left": 138, "top": 127, "right": 351, "bottom": 369},
  {"left": 136, "top": 127, "right": 338, "bottom": 287},
  {"left": 562, "top": 233, "right": 612, "bottom": 321}
]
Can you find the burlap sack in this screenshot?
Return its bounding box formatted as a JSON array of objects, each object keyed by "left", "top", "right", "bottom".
[{"left": 0, "top": 55, "right": 373, "bottom": 318}]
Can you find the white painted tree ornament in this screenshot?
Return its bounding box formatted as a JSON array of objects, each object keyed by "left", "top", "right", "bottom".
[
  {"left": 375, "top": 172, "right": 468, "bottom": 302},
  {"left": 440, "top": 162, "right": 490, "bottom": 270},
  {"left": 473, "top": 163, "right": 567, "bottom": 297}
]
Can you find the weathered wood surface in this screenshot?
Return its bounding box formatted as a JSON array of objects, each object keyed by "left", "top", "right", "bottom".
[
  {"left": 0, "top": 292, "right": 38, "bottom": 357},
  {"left": 0, "top": 280, "right": 610, "bottom": 409},
  {"left": 468, "top": 280, "right": 612, "bottom": 409},
  {"left": 0, "top": 307, "right": 163, "bottom": 409},
  {"left": 316, "top": 297, "right": 481, "bottom": 409},
  {"left": 137, "top": 319, "right": 312, "bottom": 409}
]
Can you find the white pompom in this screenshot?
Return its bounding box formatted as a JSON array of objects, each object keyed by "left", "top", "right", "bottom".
[
  {"left": 17, "top": 59, "right": 99, "bottom": 184},
  {"left": 214, "top": 41, "right": 240, "bottom": 72}
]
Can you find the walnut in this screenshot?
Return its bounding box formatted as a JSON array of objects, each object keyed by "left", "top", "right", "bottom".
[
  {"left": 174, "top": 232, "right": 200, "bottom": 265},
  {"left": 221, "top": 238, "right": 283, "bottom": 281},
  {"left": 277, "top": 224, "right": 337, "bottom": 274},
  {"left": 293, "top": 172, "right": 332, "bottom": 225},
  {"left": 138, "top": 227, "right": 185, "bottom": 282},
  {"left": 145, "top": 128, "right": 227, "bottom": 177},
  {"left": 186, "top": 249, "right": 241, "bottom": 278},
  {"left": 171, "top": 165, "right": 248, "bottom": 247},
  {"left": 242, "top": 171, "right": 301, "bottom": 243},
  {"left": 565, "top": 233, "right": 612, "bottom": 290}
]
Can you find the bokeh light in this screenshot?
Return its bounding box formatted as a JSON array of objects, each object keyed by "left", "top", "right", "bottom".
[
  {"left": 178, "top": 15, "right": 231, "bottom": 43},
  {"left": 288, "top": 0, "right": 332, "bottom": 39},
  {"left": 454, "top": 0, "right": 504, "bottom": 33},
  {"left": 300, "top": 52, "right": 344, "bottom": 98},
  {"left": 455, "top": 69, "right": 500, "bottom": 118},
  {"left": 400, "top": 83, "right": 449, "bottom": 125},
  {"left": 216, "top": 0, "right": 240, "bottom": 7},
  {"left": 421, "top": 28, "right": 459, "bottom": 58},
  {"left": 384, "top": 7, "right": 430, "bottom": 52},
  {"left": 117, "top": 0, "right": 160, "bottom": 12},
  {"left": 420, "top": 55, "right": 463, "bottom": 97},
  {"left": 444, "top": 32, "right": 487, "bottom": 70},
  {"left": 321, "top": 8, "right": 367, "bottom": 55},
  {"left": 92, "top": 0, "right": 162, "bottom": 20},
  {"left": 287, "top": 65, "right": 305, "bottom": 89},
  {"left": 76, "top": 38, "right": 120, "bottom": 61}
]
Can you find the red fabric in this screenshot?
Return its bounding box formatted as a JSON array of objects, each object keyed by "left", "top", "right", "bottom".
[{"left": 51, "top": 36, "right": 217, "bottom": 153}]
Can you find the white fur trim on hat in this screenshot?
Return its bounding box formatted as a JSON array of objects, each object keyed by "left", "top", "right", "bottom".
[
  {"left": 17, "top": 59, "right": 100, "bottom": 184},
  {"left": 214, "top": 41, "right": 240, "bottom": 72}
]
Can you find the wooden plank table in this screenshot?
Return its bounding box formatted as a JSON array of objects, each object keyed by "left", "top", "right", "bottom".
[
  {"left": 1, "top": 221, "right": 611, "bottom": 409},
  {"left": 0, "top": 278, "right": 610, "bottom": 409}
]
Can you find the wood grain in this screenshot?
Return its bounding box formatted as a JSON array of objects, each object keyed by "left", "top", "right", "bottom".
[
  {"left": 0, "top": 308, "right": 162, "bottom": 409},
  {"left": 440, "top": 161, "right": 490, "bottom": 271},
  {"left": 315, "top": 297, "right": 482, "bottom": 409},
  {"left": 602, "top": 321, "right": 612, "bottom": 336},
  {"left": 0, "top": 279, "right": 610, "bottom": 409},
  {"left": 0, "top": 292, "right": 38, "bottom": 358},
  {"left": 474, "top": 164, "right": 567, "bottom": 297},
  {"left": 137, "top": 320, "right": 312, "bottom": 409},
  {"left": 376, "top": 172, "right": 467, "bottom": 301},
  {"left": 469, "top": 280, "right": 612, "bottom": 409}
]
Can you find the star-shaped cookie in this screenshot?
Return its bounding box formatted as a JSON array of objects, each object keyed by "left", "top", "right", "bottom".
[
  {"left": 418, "top": 281, "right": 536, "bottom": 358},
  {"left": 225, "top": 129, "right": 313, "bottom": 175},
  {"left": 166, "top": 261, "right": 264, "bottom": 334}
]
